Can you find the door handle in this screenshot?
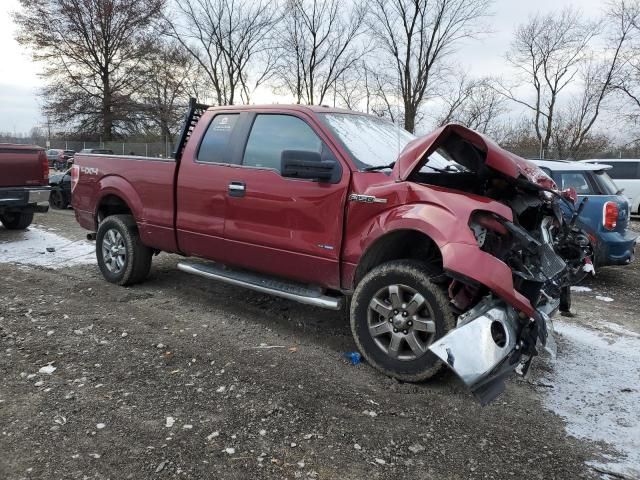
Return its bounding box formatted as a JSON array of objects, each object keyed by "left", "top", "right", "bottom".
[{"left": 228, "top": 181, "right": 246, "bottom": 197}]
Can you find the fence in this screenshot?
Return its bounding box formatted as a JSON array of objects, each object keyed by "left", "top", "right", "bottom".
[
  {"left": 0, "top": 134, "right": 174, "bottom": 158},
  {"left": 48, "top": 140, "right": 173, "bottom": 158}
]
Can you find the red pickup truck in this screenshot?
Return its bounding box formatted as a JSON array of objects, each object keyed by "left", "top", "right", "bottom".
[
  {"left": 0, "top": 143, "right": 50, "bottom": 229},
  {"left": 72, "top": 101, "right": 590, "bottom": 404}
]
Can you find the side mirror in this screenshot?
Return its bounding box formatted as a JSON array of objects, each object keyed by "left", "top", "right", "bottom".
[{"left": 281, "top": 150, "right": 338, "bottom": 182}]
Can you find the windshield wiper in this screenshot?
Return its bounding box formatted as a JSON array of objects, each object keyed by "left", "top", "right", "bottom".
[{"left": 363, "top": 161, "right": 395, "bottom": 172}]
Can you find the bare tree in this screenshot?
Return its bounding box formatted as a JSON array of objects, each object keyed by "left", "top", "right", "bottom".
[
  {"left": 609, "top": 0, "right": 640, "bottom": 122},
  {"left": 497, "top": 6, "right": 631, "bottom": 158},
  {"left": 14, "top": 0, "right": 165, "bottom": 140},
  {"left": 275, "top": 0, "right": 366, "bottom": 105},
  {"left": 368, "top": 0, "right": 492, "bottom": 133},
  {"left": 436, "top": 75, "right": 505, "bottom": 134},
  {"left": 167, "top": 0, "right": 280, "bottom": 106},
  {"left": 140, "top": 41, "right": 195, "bottom": 144}
]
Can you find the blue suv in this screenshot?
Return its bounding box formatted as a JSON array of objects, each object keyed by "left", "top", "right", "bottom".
[{"left": 533, "top": 160, "right": 637, "bottom": 267}]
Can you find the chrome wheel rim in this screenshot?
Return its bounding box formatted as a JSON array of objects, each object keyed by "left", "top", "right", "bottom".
[
  {"left": 102, "top": 228, "right": 126, "bottom": 274},
  {"left": 367, "top": 284, "right": 436, "bottom": 361}
]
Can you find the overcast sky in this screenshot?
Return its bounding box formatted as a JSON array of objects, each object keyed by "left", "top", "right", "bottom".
[{"left": 0, "top": 0, "right": 605, "bottom": 135}]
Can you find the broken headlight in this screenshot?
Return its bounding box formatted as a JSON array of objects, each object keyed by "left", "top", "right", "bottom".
[{"left": 468, "top": 211, "right": 510, "bottom": 255}]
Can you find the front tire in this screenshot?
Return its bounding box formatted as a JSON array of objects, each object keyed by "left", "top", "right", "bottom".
[
  {"left": 49, "top": 188, "right": 67, "bottom": 209},
  {"left": 0, "top": 211, "right": 34, "bottom": 230},
  {"left": 350, "top": 260, "right": 455, "bottom": 382},
  {"left": 96, "top": 214, "right": 152, "bottom": 286}
]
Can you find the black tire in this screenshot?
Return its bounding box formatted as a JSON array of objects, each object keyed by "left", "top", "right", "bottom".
[
  {"left": 350, "top": 260, "right": 455, "bottom": 382},
  {"left": 0, "top": 211, "right": 34, "bottom": 230},
  {"left": 49, "top": 188, "right": 67, "bottom": 209},
  {"left": 96, "top": 214, "right": 152, "bottom": 286}
]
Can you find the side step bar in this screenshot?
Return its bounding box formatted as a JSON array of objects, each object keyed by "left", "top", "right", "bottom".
[{"left": 177, "top": 261, "right": 343, "bottom": 310}]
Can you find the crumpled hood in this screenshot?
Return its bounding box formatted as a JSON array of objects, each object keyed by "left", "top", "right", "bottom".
[{"left": 393, "top": 124, "right": 556, "bottom": 190}]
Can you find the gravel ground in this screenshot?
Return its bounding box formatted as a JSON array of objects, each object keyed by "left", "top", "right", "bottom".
[{"left": 0, "top": 208, "right": 637, "bottom": 480}]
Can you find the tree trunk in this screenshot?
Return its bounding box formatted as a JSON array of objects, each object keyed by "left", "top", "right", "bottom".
[
  {"left": 102, "top": 75, "right": 113, "bottom": 141},
  {"left": 404, "top": 102, "right": 416, "bottom": 133}
]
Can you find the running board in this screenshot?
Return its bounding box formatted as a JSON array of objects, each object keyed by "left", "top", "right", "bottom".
[{"left": 177, "top": 261, "right": 343, "bottom": 310}]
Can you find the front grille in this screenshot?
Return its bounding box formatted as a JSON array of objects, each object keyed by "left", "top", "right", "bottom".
[{"left": 540, "top": 243, "right": 566, "bottom": 278}]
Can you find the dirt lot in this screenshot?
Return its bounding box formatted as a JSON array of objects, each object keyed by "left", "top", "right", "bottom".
[{"left": 1, "top": 209, "right": 638, "bottom": 480}]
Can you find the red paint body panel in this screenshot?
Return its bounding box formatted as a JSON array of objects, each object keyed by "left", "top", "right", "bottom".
[
  {"left": 72, "top": 155, "right": 178, "bottom": 252},
  {"left": 0, "top": 144, "right": 47, "bottom": 187},
  {"left": 72, "top": 108, "right": 540, "bottom": 316}
]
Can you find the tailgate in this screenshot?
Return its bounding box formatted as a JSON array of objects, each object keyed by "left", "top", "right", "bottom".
[{"left": 0, "top": 146, "right": 46, "bottom": 187}]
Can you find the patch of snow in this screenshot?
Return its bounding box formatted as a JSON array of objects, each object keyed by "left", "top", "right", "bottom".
[
  {"left": 595, "top": 295, "right": 614, "bottom": 302},
  {"left": 165, "top": 417, "right": 175, "bottom": 428},
  {"left": 570, "top": 286, "right": 592, "bottom": 293},
  {"left": 543, "top": 320, "right": 640, "bottom": 478},
  {"left": 0, "top": 226, "right": 95, "bottom": 269},
  {"left": 38, "top": 365, "right": 56, "bottom": 375}
]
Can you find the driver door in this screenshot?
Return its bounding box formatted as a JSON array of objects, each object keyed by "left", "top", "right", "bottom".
[{"left": 221, "top": 112, "right": 350, "bottom": 289}]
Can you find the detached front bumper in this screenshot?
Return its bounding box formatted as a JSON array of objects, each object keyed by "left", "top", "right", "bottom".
[{"left": 429, "top": 298, "right": 553, "bottom": 405}]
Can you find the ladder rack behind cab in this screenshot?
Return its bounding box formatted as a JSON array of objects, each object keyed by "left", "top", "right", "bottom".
[{"left": 173, "top": 98, "right": 211, "bottom": 161}]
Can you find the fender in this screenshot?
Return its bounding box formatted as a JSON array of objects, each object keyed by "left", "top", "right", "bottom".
[
  {"left": 344, "top": 200, "right": 534, "bottom": 315},
  {"left": 95, "top": 175, "right": 144, "bottom": 225}
]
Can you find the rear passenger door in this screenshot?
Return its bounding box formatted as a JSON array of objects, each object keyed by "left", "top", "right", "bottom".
[
  {"left": 176, "top": 111, "right": 251, "bottom": 260},
  {"left": 221, "top": 112, "right": 350, "bottom": 289}
]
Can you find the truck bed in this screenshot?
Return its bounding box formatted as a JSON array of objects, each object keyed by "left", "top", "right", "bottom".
[{"left": 72, "top": 153, "right": 178, "bottom": 252}]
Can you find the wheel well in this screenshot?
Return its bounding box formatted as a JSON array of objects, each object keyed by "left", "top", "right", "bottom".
[
  {"left": 353, "top": 230, "right": 443, "bottom": 287},
  {"left": 96, "top": 195, "right": 133, "bottom": 226}
]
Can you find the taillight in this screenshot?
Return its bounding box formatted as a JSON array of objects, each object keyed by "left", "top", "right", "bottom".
[
  {"left": 71, "top": 165, "right": 79, "bottom": 193},
  {"left": 603, "top": 201, "right": 618, "bottom": 230},
  {"left": 39, "top": 150, "right": 49, "bottom": 182}
]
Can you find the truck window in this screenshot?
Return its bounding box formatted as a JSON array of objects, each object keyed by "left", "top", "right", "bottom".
[
  {"left": 243, "top": 114, "right": 322, "bottom": 172},
  {"left": 606, "top": 161, "right": 640, "bottom": 180},
  {"left": 197, "top": 113, "right": 240, "bottom": 164}
]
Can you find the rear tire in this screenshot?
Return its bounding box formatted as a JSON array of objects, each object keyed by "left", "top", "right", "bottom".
[
  {"left": 96, "top": 214, "right": 152, "bottom": 286},
  {"left": 350, "top": 260, "right": 455, "bottom": 382},
  {"left": 0, "top": 211, "right": 34, "bottom": 230}
]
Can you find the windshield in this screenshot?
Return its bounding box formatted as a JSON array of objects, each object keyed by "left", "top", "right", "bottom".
[{"left": 319, "top": 113, "right": 415, "bottom": 170}]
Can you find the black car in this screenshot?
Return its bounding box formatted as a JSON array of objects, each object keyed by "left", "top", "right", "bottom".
[{"left": 49, "top": 169, "right": 72, "bottom": 209}]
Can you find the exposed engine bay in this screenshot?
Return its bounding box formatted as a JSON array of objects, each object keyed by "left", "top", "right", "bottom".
[{"left": 407, "top": 130, "right": 593, "bottom": 404}]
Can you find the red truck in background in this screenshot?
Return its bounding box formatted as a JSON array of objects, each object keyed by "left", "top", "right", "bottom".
[
  {"left": 0, "top": 143, "right": 50, "bottom": 229},
  {"left": 71, "top": 100, "right": 591, "bottom": 404}
]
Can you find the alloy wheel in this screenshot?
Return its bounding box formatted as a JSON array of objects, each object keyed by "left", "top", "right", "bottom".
[{"left": 367, "top": 284, "right": 437, "bottom": 361}]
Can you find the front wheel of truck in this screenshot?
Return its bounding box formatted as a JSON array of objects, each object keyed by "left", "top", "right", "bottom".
[
  {"left": 350, "top": 260, "right": 455, "bottom": 382},
  {"left": 96, "top": 214, "right": 152, "bottom": 286}
]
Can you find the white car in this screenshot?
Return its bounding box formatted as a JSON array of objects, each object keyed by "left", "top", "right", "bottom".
[{"left": 582, "top": 159, "right": 640, "bottom": 214}]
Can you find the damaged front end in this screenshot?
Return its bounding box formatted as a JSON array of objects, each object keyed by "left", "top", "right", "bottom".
[
  {"left": 394, "top": 124, "right": 591, "bottom": 405},
  {"left": 429, "top": 296, "right": 553, "bottom": 405}
]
